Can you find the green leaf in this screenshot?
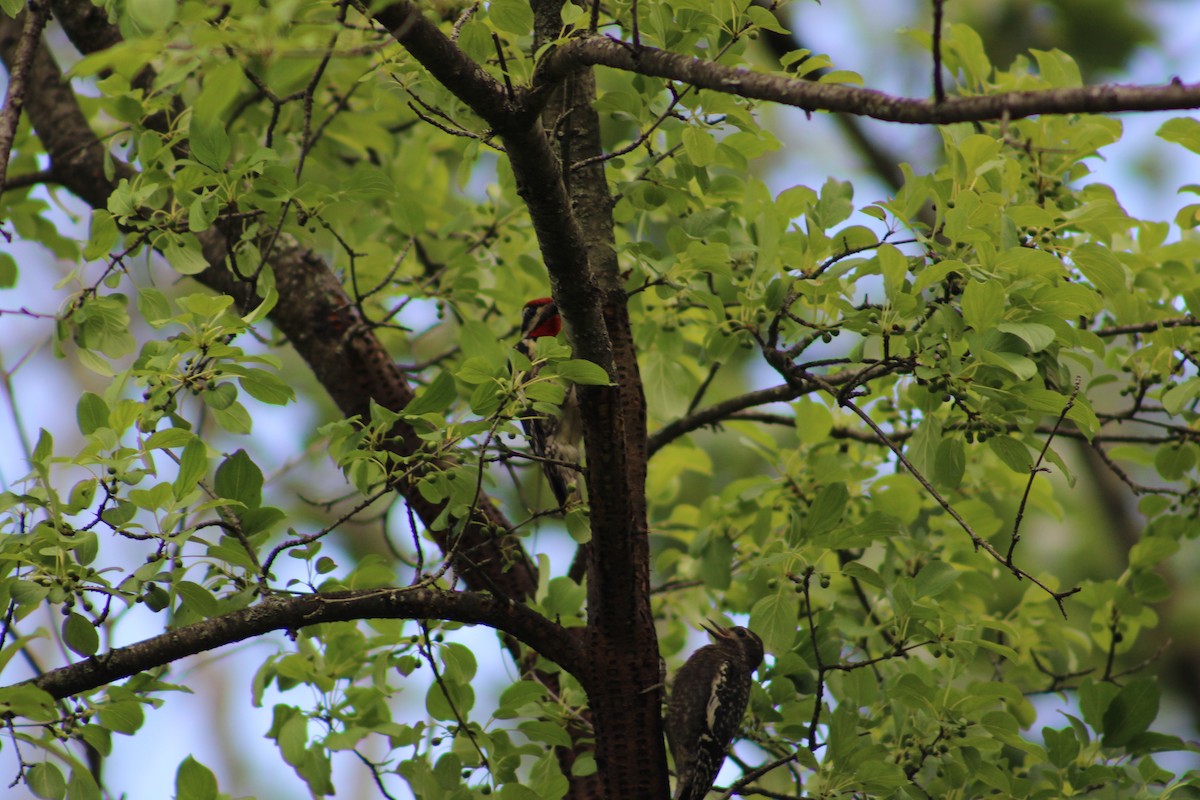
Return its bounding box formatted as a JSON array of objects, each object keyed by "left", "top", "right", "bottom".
[
  {"left": 996, "top": 322, "right": 1056, "bottom": 353},
  {"left": 67, "top": 767, "right": 102, "bottom": 800},
  {"left": 33, "top": 428, "right": 53, "bottom": 465},
  {"left": 161, "top": 237, "right": 210, "bottom": 275},
  {"left": 555, "top": 359, "right": 612, "bottom": 386},
  {"left": 0, "top": 252, "right": 15, "bottom": 287},
  {"left": 440, "top": 642, "right": 478, "bottom": 683},
  {"left": 234, "top": 368, "right": 295, "bottom": 406},
  {"left": 1162, "top": 377, "right": 1200, "bottom": 415},
  {"left": 83, "top": 210, "right": 119, "bottom": 261},
  {"left": 76, "top": 392, "right": 110, "bottom": 435},
  {"left": 137, "top": 287, "right": 172, "bottom": 325},
  {"left": 98, "top": 700, "right": 144, "bottom": 734},
  {"left": 26, "top": 762, "right": 67, "bottom": 800},
  {"left": 979, "top": 349, "right": 1037, "bottom": 380},
  {"left": 175, "top": 756, "right": 218, "bottom": 800},
  {"left": 1072, "top": 244, "right": 1128, "bottom": 297},
  {"left": 749, "top": 592, "right": 796, "bottom": 652},
  {"left": 214, "top": 449, "right": 263, "bottom": 509},
  {"left": 962, "top": 280, "right": 1003, "bottom": 331},
  {"left": 173, "top": 437, "right": 208, "bottom": 501},
  {"left": 402, "top": 370, "right": 457, "bottom": 416},
  {"left": 189, "top": 117, "right": 230, "bottom": 170},
  {"left": 529, "top": 751, "right": 569, "bottom": 800},
  {"left": 914, "top": 560, "right": 959, "bottom": 599},
  {"left": 147, "top": 428, "right": 196, "bottom": 451},
  {"left": 177, "top": 581, "right": 218, "bottom": 618},
  {"left": 934, "top": 438, "right": 965, "bottom": 489},
  {"left": 1101, "top": 678, "right": 1160, "bottom": 748},
  {"left": 1158, "top": 117, "right": 1200, "bottom": 155},
  {"left": 988, "top": 436, "right": 1032, "bottom": 473},
  {"left": 699, "top": 535, "right": 732, "bottom": 590},
  {"left": 1043, "top": 726, "right": 1081, "bottom": 768},
  {"left": 682, "top": 127, "right": 717, "bottom": 166},
  {"left": 426, "top": 677, "right": 474, "bottom": 721},
  {"left": 124, "top": 0, "right": 177, "bottom": 33},
  {"left": 62, "top": 613, "right": 100, "bottom": 657},
  {"left": 1155, "top": 445, "right": 1195, "bottom": 480},
  {"left": 489, "top": 0, "right": 533, "bottom": 35},
  {"left": 807, "top": 482, "right": 848, "bottom": 536}
]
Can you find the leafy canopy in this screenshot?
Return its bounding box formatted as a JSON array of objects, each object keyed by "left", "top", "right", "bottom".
[{"left": 2, "top": 1, "right": 1200, "bottom": 799}]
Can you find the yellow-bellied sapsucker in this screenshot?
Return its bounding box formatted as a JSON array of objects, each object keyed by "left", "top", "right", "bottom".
[
  {"left": 665, "top": 622, "right": 764, "bottom": 800},
  {"left": 516, "top": 297, "right": 583, "bottom": 508}
]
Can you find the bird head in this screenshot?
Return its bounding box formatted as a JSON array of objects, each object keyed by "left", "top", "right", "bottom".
[
  {"left": 702, "top": 620, "right": 764, "bottom": 669},
  {"left": 521, "top": 297, "right": 562, "bottom": 340}
]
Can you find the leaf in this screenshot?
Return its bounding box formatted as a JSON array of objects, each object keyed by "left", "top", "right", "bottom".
[
  {"left": 214, "top": 449, "right": 263, "bottom": 509},
  {"left": 124, "top": 0, "right": 177, "bottom": 34},
  {"left": 961, "top": 280, "right": 1004, "bottom": 331},
  {"left": 426, "top": 677, "right": 474, "bottom": 721},
  {"left": 682, "top": 127, "right": 717, "bottom": 166},
  {"left": 699, "top": 535, "right": 732, "bottom": 590},
  {"left": 1072, "top": 244, "right": 1128, "bottom": 297},
  {"left": 173, "top": 437, "right": 208, "bottom": 500},
  {"left": 1101, "top": 677, "right": 1160, "bottom": 748},
  {"left": 996, "top": 322, "right": 1056, "bottom": 353},
  {"left": 177, "top": 581, "right": 218, "bottom": 618},
  {"left": 189, "top": 117, "right": 230, "bottom": 170},
  {"left": 807, "top": 482, "right": 848, "bottom": 536},
  {"left": 440, "top": 642, "right": 478, "bottom": 683},
  {"left": 26, "top": 762, "right": 67, "bottom": 800},
  {"left": 1161, "top": 377, "right": 1200, "bottom": 415},
  {"left": 161, "top": 238, "right": 210, "bottom": 275},
  {"left": 0, "top": 251, "right": 14, "bottom": 287},
  {"left": 98, "top": 700, "right": 144, "bottom": 735},
  {"left": 62, "top": 613, "right": 100, "bottom": 657},
  {"left": 555, "top": 359, "right": 612, "bottom": 385},
  {"left": 402, "top": 370, "right": 457, "bottom": 416},
  {"left": 749, "top": 592, "right": 796, "bottom": 652},
  {"left": 488, "top": 0, "right": 533, "bottom": 35},
  {"left": 1043, "top": 726, "right": 1080, "bottom": 768},
  {"left": 235, "top": 368, "right": 295, "bottom": 406},
  {"left": 914, "top": 561, "right": 959, "bottom": 599},
  {"left": 988, "top": 436, "right": 1032, "bottom": 473},
  {"left": 934, "top": 438, "right": 965, "bottom": 489},
  {"left": 147, "top": 428, "right": 196, "bottom": 451},
  {"left": 76, "top": 392, "right": 110, "bottom": 435},
  {"left": 137, "top": 287, "right": 172, "bottom": 325},
  {"left": 83, "top": 210, "right": 119, "bottom": 261},
  {"left": 979, "top": 350, "right": 1037, "bottom": 381},
  {"left": 175, "top": 756, "right": 218, "bottom": 800},
  {"left": 1158, "top": 117, "right": 1200, "bottom": 155}
]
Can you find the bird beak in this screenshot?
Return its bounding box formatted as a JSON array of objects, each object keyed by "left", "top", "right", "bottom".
[{"left": 701, "top": 619, "right": 731, "bottom": 640}]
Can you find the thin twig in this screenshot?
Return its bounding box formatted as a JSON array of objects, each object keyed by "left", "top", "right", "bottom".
[{"left": 1007, "top": 377, "right": 1080, "bottom": 564}]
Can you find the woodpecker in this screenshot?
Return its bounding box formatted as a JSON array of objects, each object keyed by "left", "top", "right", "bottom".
[
  {"left": 665, "top": 622, "right": 764, "bottom": 800},
  {"left": 516, "top": 297, "right": 583, "bottom": 508}
]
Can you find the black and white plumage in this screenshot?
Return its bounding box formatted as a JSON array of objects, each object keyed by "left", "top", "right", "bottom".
[
  {"left": 665, "top": 622, "right": 764, "bottom": 800},
  {"left": 515, "top": 297, "right": 583, "bottom": 508}
]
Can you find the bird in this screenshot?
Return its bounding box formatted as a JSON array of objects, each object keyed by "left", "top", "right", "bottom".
[
  {"left": 515, "top": 297, "right": 583, "bottom": 509},
  {"left": 665, "top": 622, "right": 764, "bottom": 800}
]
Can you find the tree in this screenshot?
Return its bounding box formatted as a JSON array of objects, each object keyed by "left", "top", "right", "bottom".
[{"left": 3, "top": 0, "right": 1200, "bottom": 797}]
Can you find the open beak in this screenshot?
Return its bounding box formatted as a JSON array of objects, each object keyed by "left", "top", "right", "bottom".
[{"left": 702, "top": 619, "right": 732, "bottom": 640}]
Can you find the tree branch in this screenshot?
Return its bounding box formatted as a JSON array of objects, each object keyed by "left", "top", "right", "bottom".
[
  {"left": 536, "top": 35, "right": 1200, "bottom": 124},
  {"left": 0, "top": 1, "right": 50, "bottom": 198},
  {"left": 369, "top": 1, "right": 520, "bottom": 130},
  {"left": 648, "top": 384, "right": 801, "bottom": 456},
  {"left": 19, "top": 588, "right": 584, "bottom": 701}
]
